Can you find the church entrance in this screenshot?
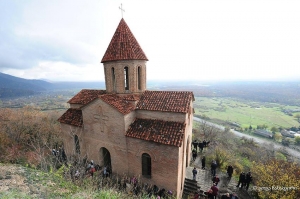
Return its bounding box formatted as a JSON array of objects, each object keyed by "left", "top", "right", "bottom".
[{"left": 99, "top": 147, "right": 112, "bottom": 170}]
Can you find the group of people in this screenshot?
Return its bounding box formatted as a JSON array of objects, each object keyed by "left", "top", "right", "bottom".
[
  {"left": 192, "top": 139, "right": 210, "bottom": 153},
  {"left": 236, "top": 171, "right": 252, "bottom": 190},
  {"left": 120, "top": 176, "right": 173, "bottom": 198},
  {"left": 84, "top": 160, "right": 111, "bottom": 178},
  {"left": 51, "top": 147, "right": 67, "bottom": 162}
]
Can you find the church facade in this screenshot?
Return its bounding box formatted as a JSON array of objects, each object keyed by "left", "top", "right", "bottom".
[{"left": 58, "top": 18, "right": 194, "bottom": 198}]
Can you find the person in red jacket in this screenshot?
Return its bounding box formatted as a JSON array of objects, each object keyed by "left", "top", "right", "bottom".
[
  {"left": 210, "top": 183, "right": 219, "bottom": 199},
  {"left": 212, "top": 175, "right": 220, "bottom": 186}
]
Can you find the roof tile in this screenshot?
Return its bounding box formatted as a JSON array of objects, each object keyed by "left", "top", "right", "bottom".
[
  {"left": 126, "top": 118, "right": 185, "bottom": 147},
  {"left": 58, "top": 108, "right": 83, "bottom": 127},
  {"left": 68, "top": 89, "right": 106, "bottom": 105},
  {"left": 100, "top": 94, "right": 136, "bottom": 115},
  {"left": 136, "top": 90, "right": 193, "bottom": 113},
  {"left": 101, "top": 18, "right": 148, "bottom": 63}
]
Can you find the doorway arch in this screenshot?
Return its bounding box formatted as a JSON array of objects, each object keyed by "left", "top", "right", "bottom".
[{"left": 99, "top": 147, "right": 112, "bottom": 169}]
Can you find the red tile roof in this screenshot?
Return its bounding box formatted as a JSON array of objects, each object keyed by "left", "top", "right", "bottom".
[
  {"left": 68, "top": 89, "right": 106, "bottom": 105},
  {"left": 126, "top": 118, "right": 185, "bottom": 147},
  {"left": 121, "top": 94, "right": 141, "bottom": 101},
  {"left": 99, "top": 94, "right": 136, "bottom": 115},
  {"left": 136, "top": 91, "right": 193, "bottom": 113},
  {"left": 58, "top": 108, "right": 83, "bottom": 127},
  {"left": 101, "top": 18, "right": 148, "bottom": 63}
]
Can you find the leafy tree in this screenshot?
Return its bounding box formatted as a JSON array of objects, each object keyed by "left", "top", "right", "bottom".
[
  {"left": 249, "top": 125, "right": 253, "bottom": 130},
  {"left": 252, "top": 159, "right": 300, "bottom": 199},
  {"left": 273, "top": 132, "right": 282, "bottom": 142},
  {"left": 295, "top": 114, "right": 300, "bottom": 123},
  {"left": 271, "top": 126, "right": 278, "bottom": 134},
  {"left": 257, "top": 125, "right": 261, "bottom": 129}
]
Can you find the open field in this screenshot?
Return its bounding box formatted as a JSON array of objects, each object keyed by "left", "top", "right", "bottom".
[{"left": 194, "top": 97, "right": 300, "bottom": 129}]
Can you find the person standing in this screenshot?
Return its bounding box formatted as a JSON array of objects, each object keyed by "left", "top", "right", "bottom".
[
  {"left": 201, "top": 156, "right": 206, "bottom": 169},
  {"left": 198, "top": 141, "right": 204, "bottom": 152},
  {"left": 192, "top": 149, "right": 197, "bottom": 161},
  {"left": 211, "top": 160, "right": 217, "bottom": 176},
  {"left": 210, "top": 183, "right": 219, "bottom": 199},
  {"left": 227, "top": 165, "right": 233, "bottom": 179},
  {"left": 192, "top": 167, "right": 198, "bottom": 181},
  {"left": 236, "top": 172, "right": 246, "bottom": 188},
  {"left": 192, "top": 140, "right": 198, "bottom": 151},
  {"left": 212, "top": 175, "right": 220, "bottom": 186},
  {"left": 206, "top": 189, "right": 214, "bottom": 199},
  {"left": 245, "top": 172, "right": 252, "bottom": 190}
]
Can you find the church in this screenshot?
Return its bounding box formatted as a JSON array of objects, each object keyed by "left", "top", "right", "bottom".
[{"left": 58, "top": 17, "right": 194, "bottom": 198}]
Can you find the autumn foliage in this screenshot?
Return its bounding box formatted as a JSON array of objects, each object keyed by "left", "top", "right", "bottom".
[
  {"left": 252, "top": 159, "right": 300, "bottom": 199},
  {"left": 0, "top": 107, "right": 62, "bottom": 169}
]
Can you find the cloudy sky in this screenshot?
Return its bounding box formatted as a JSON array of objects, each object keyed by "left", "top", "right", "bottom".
[{"left": 1, "top": 0, "right": 299, "bottom": 82}]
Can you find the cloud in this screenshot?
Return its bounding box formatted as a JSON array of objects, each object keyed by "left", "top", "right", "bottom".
[
  {"left": 0, "top": 0, "right": 102, "bottom": 72},
  {"left": 0, "top": 0, "right": 300, "bottom": 82}
]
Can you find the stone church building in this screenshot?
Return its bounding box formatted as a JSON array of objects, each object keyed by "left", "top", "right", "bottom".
[{"left": 58, "top": 18, "right": 194, "bottom": 198}]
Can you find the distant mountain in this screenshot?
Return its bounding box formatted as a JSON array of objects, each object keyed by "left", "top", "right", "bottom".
[
  {"left": 0, "top": 72, "right": 53, "bottom": 91},
  {"left": 0, "top": 72, "right": 105, "bottom": 99}
]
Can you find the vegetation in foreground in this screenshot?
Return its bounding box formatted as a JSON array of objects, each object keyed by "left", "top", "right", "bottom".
[{"left": 1, "top": 107, "right": 300, "bottom": 198}]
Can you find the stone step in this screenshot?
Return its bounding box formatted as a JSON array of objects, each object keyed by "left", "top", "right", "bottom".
[{"left": 183, "top": 178, "right": 201, "bottom": 196}]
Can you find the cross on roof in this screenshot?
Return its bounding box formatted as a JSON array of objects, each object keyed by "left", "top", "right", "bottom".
[{"left": 119, "top": 4, "right": 125, "bottom": 18}]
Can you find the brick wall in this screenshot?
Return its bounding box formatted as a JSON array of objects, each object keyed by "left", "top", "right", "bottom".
[
  {"left": 60, "top": 97, "right": 193, "bottom": 199},
  {"left": 103, "top": 60, "right": 146, "bottom": 94}
]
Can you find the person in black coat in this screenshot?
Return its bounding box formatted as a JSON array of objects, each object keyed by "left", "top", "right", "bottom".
[
  {"left": 201, "top": 156, "right": 206, "bottom": 169},
  {"left": 236, "top": 172, "right": 246, "bottom": 188},
  {"left": 211, "top": 160, "right": 217, "bottom": 176},
  {"left": 227, "top": 165, "right": 233, "bottom": 179},
  {"left": 192, "top": 140, "right": 198, "bottom": 151},
  {"left": 192, "top": 149, "right": 197, "bottom": 161},
  {"left": 245, "top": 172, "right": 252, "bottom": 190},
  {"left": 198, "top": 141, "right": 204, "bottom": 152}
]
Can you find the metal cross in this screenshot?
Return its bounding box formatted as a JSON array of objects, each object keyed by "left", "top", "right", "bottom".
[{"left": 119, "top": 4, "right": 125, "bottom": 18}]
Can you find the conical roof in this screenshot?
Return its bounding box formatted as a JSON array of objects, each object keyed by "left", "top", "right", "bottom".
[{"left": 101, "top": 18, "right": 148, "bottom": 63}]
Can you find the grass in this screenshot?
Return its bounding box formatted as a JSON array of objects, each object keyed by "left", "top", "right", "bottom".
[
  {"left": 0, "top": 163, "right": 166, "bottom": 199},
  {"left": 194, "top": 97, "right": 300, "bottom": 129}
]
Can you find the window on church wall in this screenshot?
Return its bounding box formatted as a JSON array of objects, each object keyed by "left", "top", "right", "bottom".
[
  {"left": 124, "top": 66, "right": 129, "bottom": 90},
  {"left": 111, "top": 67, "right": 116, "bottom": 91},
  {"left": 138, "top": 66, "right": 141, "bottom": 90},
  {"left": 74, "top": 135, "right": 80, "bottom": 154},
  {"left": 142, "top": 153, "right": 151, "bottom": 178}
]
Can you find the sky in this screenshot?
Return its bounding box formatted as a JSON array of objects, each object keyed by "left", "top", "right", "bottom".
[{"left": 0, "top": 0, "right": 300, "bottom": 82}]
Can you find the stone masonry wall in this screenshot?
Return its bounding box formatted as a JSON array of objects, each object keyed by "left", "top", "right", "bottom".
[
  {"left": 103, "top": 60, "right": 146, "bottom": 94},
  {"left": 79, "top": 98, "right": 136, "bottom": 174},
  {"left": 126, "top": 137, "right": 181, "bottom": 197}
]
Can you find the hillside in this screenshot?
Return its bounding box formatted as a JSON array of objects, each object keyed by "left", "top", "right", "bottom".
[
  {"left": 0, "top": 72, "right": 105, "bottom": 99},
  {"left": 0, "top": 72, "right": 53, "bottom": 98}
]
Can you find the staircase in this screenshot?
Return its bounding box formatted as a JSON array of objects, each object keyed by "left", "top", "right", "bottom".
[{"left": 183, "top": 178, "right": 201, "bottom": 197}]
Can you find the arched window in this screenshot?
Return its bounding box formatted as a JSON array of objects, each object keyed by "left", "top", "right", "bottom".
[
  {"left": 124, "top": 66, "right": 129, "bottom": 90},
  {"left": 142, "top": 153, "right": 151, "bottom": 177},
  {"left": 111, "top": 67, "right": 116, "bottom": 91},
  {"left": 137, "top": 66, "right": 141, "bottom": 90},
  {"left": 74, "top": 135, "right": 80, "bottom": 154}
]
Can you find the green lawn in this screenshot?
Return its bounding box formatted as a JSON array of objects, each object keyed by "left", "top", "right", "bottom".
[{"left": 194, "top": 97, "right": 300, "bottom": 129}]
